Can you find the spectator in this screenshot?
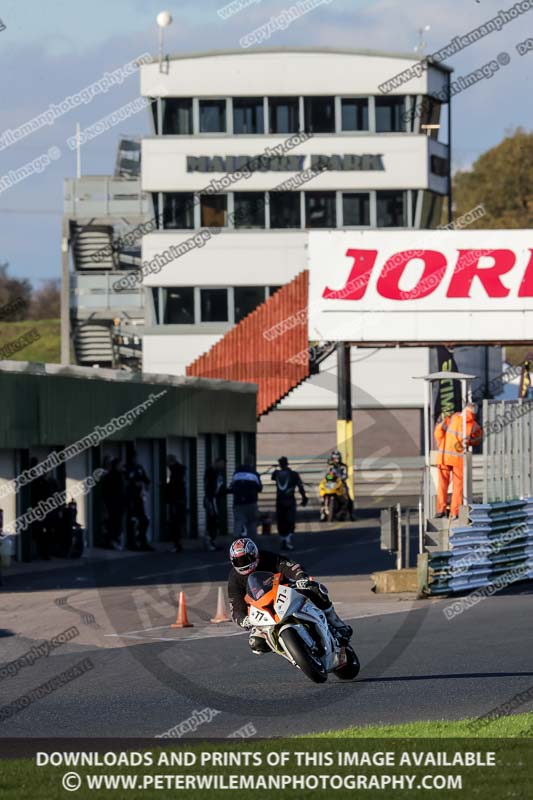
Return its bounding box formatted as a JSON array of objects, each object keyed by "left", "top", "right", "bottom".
[
  {"left": 45, "top": 470, "right": 62, "bottom": 556},
  {"left": 228, "top": 458, "right": 262, "bottom": 540},
  {"left": 29, "top": 457, "right": 51, "bottom": 560},
  {"left": 125, "top": 451, "right": 154, "bottom": 551},
  {"left": 204, "top": 457, "right": 226, "bottom": 552},
  {"left": 271, "top": 456, "right": 308, "bottom": 551},
  {"left": 166, "top": 455, "right": 187, "bottom": 553},
  {"left": 101, "top": 458, "right": 126, "bottom": 550}
]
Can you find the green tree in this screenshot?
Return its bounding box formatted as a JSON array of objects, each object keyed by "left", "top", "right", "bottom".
[
  {"left": 0, "top": 261, "right": 32, "bottom": 320},
  {"left": 453, "top": 128, "right": 533, "bottom": 228}
]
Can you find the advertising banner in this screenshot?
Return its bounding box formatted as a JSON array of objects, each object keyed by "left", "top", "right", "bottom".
[{"left": 308, "top": 230, "right": 533, "bottom": 343}]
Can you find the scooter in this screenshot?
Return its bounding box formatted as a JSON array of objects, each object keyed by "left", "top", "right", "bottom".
[
  {"left": 245, "top": 571, "right": 360, "bottom": 684},
  {"left": 319, "top": 471, "right": 350, "bottom": 522}
]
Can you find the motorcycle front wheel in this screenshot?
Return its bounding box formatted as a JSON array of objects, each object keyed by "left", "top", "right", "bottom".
[
  {"left": 280, "top": 628, "right": 328, "bottom": 684},
  {"left": 334, "top": 645, "right": 360, "bottom": 681}
]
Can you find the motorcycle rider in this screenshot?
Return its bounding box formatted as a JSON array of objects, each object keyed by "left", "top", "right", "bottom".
[
  {"left": 271, "top": 456, "right": 308, "bottom": 551},
  {"left": 327, "top": 449, "right": 354, "bottom": 519},
  {"left": 228, "top": 538, "right": 352, "bottom": 654}
]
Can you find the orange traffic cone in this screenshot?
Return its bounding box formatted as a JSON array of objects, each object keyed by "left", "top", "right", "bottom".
[
  {"left": 211, "top": 586, "right": 231, "bottom": 624},
  {"left": 171, "top": 591, "right": 194, "bottom": 628}
]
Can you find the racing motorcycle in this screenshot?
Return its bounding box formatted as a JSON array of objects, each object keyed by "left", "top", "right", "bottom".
[
  {"left": 319, "top": 471, "right": 350, "bottom": 522},
  {"left": 245, "top": 571, "right": 360, "bottom": 684}
]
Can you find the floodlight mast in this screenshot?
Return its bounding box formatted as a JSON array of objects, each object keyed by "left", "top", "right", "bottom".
[{"left": 157, "top": 11, "right": 173, "bottom": 73}]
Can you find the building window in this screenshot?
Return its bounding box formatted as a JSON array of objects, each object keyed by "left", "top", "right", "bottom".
[
  {"left": 200, "top": 288, "right": 228, "bottom": 322},
  {"left": 305, "top": 192, "right": 336, "bottom": 228},
  {"left": 304, "top": 97, "right": 335, "bottom": 133},
  {"left": 164, "top": 287, "right": 195, "bottom": 324},
  {"left": 162, "top": 98, "right": 193, "bottom": 134},
  {"left": 200, "top": 195, "right": 227, "bottom": 227},
  {"left": 233, "top": 97, "right": 264, "bottom": 134},
  {"left": 341, "top": 98, "right": 369, "bottom": 131},
  {"left": 430, "top": 155, "right": 448, "bottom": 178},
  {"left": 268, "top": 286, "right": 282, "bottom": 297},
  {"left": 162, "top": 193, "right": 195, "bottom": 229},
  {"left": 269, "top": 97, "right": 299, "bottom": 133},
  {"left": 199, "top": 99, "right": 227, "bottom": 133},
  {"left": 152, "top": 288, "right": 160, "bottom": 323},
  {"left": 233, "top": 192, "right": 266, "bottom": 228},
  {"left": 269, "top": 192, "right": 301, "bottom": 228},
  {"left": 375, "top": 96, "right": 406, "bottom": 132},
  {"left": 234, "top": 286, "right": 266, "bottom": 323},
  {"left": 377, "top": 190, "right": 407, "bottom": 227},
  {"left": 342, "top": 193, "right": 370, "bottom": 226}
]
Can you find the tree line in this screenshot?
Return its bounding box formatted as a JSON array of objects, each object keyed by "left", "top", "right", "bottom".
[{"left": 0, "top": 262, "right": 59, "bottom": 321}]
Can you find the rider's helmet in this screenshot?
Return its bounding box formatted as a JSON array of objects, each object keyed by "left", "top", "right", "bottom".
[
  {"left": 278, "top": 456, "right": 289, "bottom": 469},
  {"left": 229, "top": 538, "right": 259, "bottom": 575},
  {"left": 330, "top": 449, "right": 342, "bottom": 464}
]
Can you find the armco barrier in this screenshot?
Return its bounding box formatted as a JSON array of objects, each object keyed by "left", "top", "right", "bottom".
[{"left": 428, "top": 498, "right": 533, "bottom": 595}]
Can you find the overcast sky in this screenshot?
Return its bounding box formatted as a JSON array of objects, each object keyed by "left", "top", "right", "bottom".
[{"left": 0, "top": 0, "right": 531, "bottom": 284}]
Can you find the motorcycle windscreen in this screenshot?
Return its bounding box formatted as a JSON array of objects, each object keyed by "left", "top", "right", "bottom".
[{"left": 246, "top": 571, "right": 275, "bottom": 601}]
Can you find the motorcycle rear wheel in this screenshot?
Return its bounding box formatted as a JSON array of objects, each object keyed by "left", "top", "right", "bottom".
[{"left": 280, "top": 628, "right": 328, "bottom": 684}]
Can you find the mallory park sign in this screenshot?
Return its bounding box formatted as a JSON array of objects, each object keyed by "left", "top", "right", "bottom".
[{"left": 186, "top": 154, "right": 385, "bottom": 173}]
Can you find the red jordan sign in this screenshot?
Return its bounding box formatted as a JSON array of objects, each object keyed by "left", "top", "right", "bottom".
[{"left": 308, "top": 231, "right": 533, "bottom": 343}]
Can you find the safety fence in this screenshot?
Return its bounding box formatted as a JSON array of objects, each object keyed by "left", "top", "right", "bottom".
[
  {"left": 427, "top": 498, "right": 533, "bottom": 595},
  {"left": 482, "top": 399, "right": 533, "bottom": 503}
]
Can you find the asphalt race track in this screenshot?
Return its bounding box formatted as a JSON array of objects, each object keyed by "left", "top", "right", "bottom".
[{"left": 1, "top": 525, "right": 533, "bottom": 739}]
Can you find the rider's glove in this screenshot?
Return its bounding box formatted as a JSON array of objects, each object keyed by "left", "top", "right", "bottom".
[
  {"left": 239, "top": 616, "right": 253, "bottom": 629},
  {"left": 300, "top": 495, "right": 309, "bottom": 507},
  {"left": 295, "top": 578, "right": 311, "bottom": 590}
]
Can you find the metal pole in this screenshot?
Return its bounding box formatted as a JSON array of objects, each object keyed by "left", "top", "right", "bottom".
[
  {"left": 396, "top": 502, "right": 402, "bottom": 570},
  {"left": 75, "top": 123, "right": 81, "bottom": 179},
  {"left": 418, "top": 492, "right": 424, "bottom": 554},
  {"left": 405, "top": 508, "right": 411, "bottom": 568},
  {"left": 337, "top": 343, "right": 354, "bottom": 501},
  {"left": 423, "top": 379, "right": 431, "bottom": 524},
  {"left": 461, "top": 379, "right": 467, "bottom": 507},
  {"left": 159, "top": 27, "right": 164, "bottom": 72},
  {"left": 447, "top": 73, "right": 452, "bottom": 225}
]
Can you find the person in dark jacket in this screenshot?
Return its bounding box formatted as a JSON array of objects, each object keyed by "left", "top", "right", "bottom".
[
  {"left": 125, "top": 451, "right": 153, "bottom": 551},
  {"left": 203, "top": 457, "right": 226, "bottom": 551},
  {"left": 228, "top": 460, "right": 262, "bottom": 540},
  {"left": 227, "top": 538, "right": 352, "bottom": 654},
  {"left": 166, "top": 455, "right": 187, "bottom": 553},
  {"left": 101, "top": 458, "right": 126, "bottom": 550},
  {"left": 271, "top": 456, "right": 308, "bottom": 551},
  {"left": 29, "top": 458, "right": 52, "bottom": 560}
]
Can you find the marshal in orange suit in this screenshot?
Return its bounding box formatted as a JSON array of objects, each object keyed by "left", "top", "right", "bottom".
[{"left": 434, "top": 404, "right": 483, "bottom": 520}]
